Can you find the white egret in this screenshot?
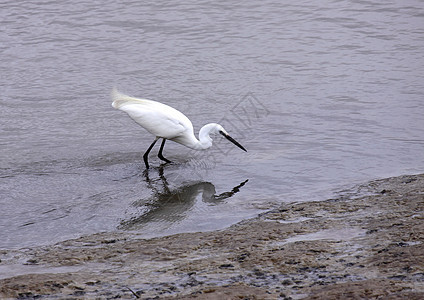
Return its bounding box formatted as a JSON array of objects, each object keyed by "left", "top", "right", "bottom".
[{"left": 111, "top": 89, "right": 247, "bottom": 169}]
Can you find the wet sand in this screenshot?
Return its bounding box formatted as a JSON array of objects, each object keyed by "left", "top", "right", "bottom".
[{"left": 1, "top": 174, "right": 423, "bottom": 299}]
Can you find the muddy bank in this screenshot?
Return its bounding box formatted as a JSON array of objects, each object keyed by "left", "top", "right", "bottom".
[{"left": 1, "top": 174, "right": 423, "bottom": 299}]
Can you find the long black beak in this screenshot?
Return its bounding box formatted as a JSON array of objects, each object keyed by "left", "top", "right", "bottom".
[{"left": 219, "top": 131, "right": 247, "bottom": 152}]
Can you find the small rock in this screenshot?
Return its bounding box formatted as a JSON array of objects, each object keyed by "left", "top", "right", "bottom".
[{"left": 219, "top": 263, "right": 234, "bottom": 269}]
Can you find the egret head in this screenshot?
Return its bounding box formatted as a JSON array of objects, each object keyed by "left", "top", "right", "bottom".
[{"left": 198, "top": 123, "right": 247, "bottom": 151}]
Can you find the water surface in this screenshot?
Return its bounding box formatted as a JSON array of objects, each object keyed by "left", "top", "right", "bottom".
[{"left": 1, "top": 0, "right": 423, "bottom": 249}]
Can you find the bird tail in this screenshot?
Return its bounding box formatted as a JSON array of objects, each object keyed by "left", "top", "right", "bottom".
[
  {"left": 111, "top": 88, "right": 130, "bottom": 109},
  {"left": 111, "top": 88, "right": 149, "bottom": 109}
]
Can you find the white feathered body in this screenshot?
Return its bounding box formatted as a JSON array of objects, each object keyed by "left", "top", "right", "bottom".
[{"left": 111, "top": 90, "right": 210, "bottom": 149}]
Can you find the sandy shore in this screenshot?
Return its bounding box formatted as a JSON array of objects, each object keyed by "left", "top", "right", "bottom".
[{"left": 1, "top": 174, "right": 423, "bottom": 299}]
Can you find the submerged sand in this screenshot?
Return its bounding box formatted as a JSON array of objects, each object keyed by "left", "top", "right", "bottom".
[{"left": 1, "top": 174, "right": 423, "bottom": 299}]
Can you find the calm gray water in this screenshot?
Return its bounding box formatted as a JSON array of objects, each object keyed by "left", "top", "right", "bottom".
[{"left": 1, "top": 0, "right": 423, "bottom": 250}]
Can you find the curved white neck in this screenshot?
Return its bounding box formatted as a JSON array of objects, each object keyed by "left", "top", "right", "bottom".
[{"left": 191, "top": 123, "right": 221, "bottom": 150}]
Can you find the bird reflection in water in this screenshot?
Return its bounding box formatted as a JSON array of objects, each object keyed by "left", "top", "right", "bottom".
[{"left": 119, "top": 166, "right": 248, "bottom": 230}]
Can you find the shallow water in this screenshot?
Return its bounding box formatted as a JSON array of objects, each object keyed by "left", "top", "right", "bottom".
[{"left": 1, "top": 0, "right": 423, "bottom": 249}]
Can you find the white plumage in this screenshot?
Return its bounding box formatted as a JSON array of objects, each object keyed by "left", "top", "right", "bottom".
[{"left": 111, "top": 89, "right": 246, "bottom": 168}]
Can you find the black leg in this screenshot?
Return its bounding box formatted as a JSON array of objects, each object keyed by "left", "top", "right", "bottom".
[
  {"left": 158, "top": 138, "right": 172, "bottom": 163},
  {"left": 143, "top": 138, "right": 159, "bottom": 169}
]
